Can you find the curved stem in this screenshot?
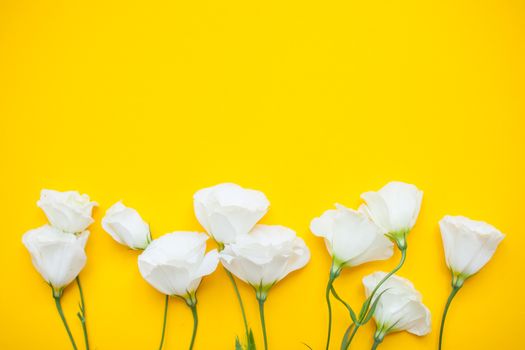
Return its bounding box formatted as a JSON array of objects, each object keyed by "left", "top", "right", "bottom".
[
  {"left": 189, "top": 304, "right": 198, "bottom": 350},
  {"left": 224, "top": 267, "right": 250, "bottom": 339},
  {"left": 340, "top": 324, "right": 354, "bottom": 350},
  {"left": 158, "top": 295, "right": 169, "bottom": 350},
  {"left": 258, "top": 298, "right": 268, "bottom": 350},
  {"left": 330, "top": 284, "right": 355, "bottom": 320},
  {"left": 438, "top": 286, "right": 461, "bottom": 350},
  {"left": 344, "top": 248, "right": 407, "bottom": 350},
  {"left": 76, "top": 277, "right": 89, "bottom": 350},
  {"left": 54, "top": 295, "right": 78, "bottom": 350},
  {"left": 361, "top": 248, "right": 406, "bottom": 318},
  {"left": 345, "top": 324, "right": 359, "bottom": 349},
  {"left": 325, "top": 276, "right": 334, "bottom": 350}
]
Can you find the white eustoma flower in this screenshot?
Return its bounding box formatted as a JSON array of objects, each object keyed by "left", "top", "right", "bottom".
[
  {"left": 220, "top": 224, "right": 310, "bottom": 299},
  {"left": 37, "top": 189, "right": 98, "bottom": 233},
  {"left": 22, "top": 225, "right": 89, "bottom": 296},
  {"left": 360, "top": 181, "right": 423, "bottom": 248},
  {"left": 193, "top": 183, "right": 270, "bottom": 244},
  {"left": 102, "top": 201, "right": 152, "bottom": 250},
  {"left": 363, "top": 272, "right": 431, "bottom": 344},
  {"left": 138, "top": 231, "right": 218, "bottom": 304},
  {"left": 310, "top": 204, "right": 393, "bottom": 271},
  {"left": 439, "top": 215, "right": 505, "bottom": 286}
]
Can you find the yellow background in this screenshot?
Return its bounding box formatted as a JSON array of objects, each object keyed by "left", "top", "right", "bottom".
[{"left": 1, "top": 0, "right": 524, "bottom": 349}]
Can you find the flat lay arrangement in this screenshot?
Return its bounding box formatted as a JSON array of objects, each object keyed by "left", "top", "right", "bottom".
[
  {"left": 3, "top": 1, "right": 523, "bottom": 349},
  {"left": 22, "top": 182, "right": 504, "bottom": 349}
]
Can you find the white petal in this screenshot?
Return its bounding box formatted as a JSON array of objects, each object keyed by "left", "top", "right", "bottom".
[
  {"left": 195, "top": 249, "right": 219, "bottom": 278},
  {"left": 102, "top": 201, "right": 151, "bottom": 249},
  {"left": 362, "top": 272, "right": 430, "bottom": 336},
  {"left": 37, "top": 189, "right": 97, "bottom": 233},
  {"left": 360, "top": 192, "right": 391, "bottom": 232},
  {"left": 220, "top": 224, "right": 309, "bottom": 289},
  {"left": 137, "top": 231, "right": 216, "bottom": 296},
  {"left": 361, "top": 182, "right": 423, "bottom": 234},
  {"left": 138, "top": 258, "right": 192, "bottom": 296},
  {"left": 22, "top": 225, "right": 88, "bottom": 289},
  {"left": 439, "top": 215, "right": 505, "bottom": 276},
  {"left": 309, "top": 209, "right": 338, "bottom": 241},
  {"left": 377, "top": 182, "right": 422, "bottom": 232},
  {"left": 350, "top": 232, "right": 394, "bottom": 266},
  {"left": 193, "top": 183, "right": 269, "bottom": 244},
  {"left": 311, "top": 205, "right": 392, "bottom": 267},
  {"left": 331, "top": 208, "right": 377, "bottom": 263}
]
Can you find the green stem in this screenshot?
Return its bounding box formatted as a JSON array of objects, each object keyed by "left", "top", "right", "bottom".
[
  {"left": 325, "top": 275, "right": 335, "bottom": 350},
  {"left": 331, "top": 282, "right": 360, "bottom": 350},
  {"left": 340, "top": 324, "right": 354, "bottom": 350},
  {"left": 76, "top": 277, "right": 89, "bottom": 350},
  {"left": 438, "top": 285, "right": 461, "bottom": 350},
  {"left": 54, "top": 294, "right": 78, "bottom": 350},
  {"left": 258, "top": 298, "right": 268, "bottom": 350},
  {"left": 330, "top": 284, "right": 355, "bottom": 320},
  {"left": 189, "top": 304, "right": 198, "bottom": 350},
  {"left": 224, "top": 267, "right": 250, "bottom": 340},
  {"left": 345, "top": 324, "right": 359, "bottom": 349},
  {"left": 371, "top": 339, "right": 382, "bottom": 350},
  {"left": 158, "top": 295, "right": 169, "bottom": 350},
  {"left": 361, "top": 248, "right": 407, "bottom": 318},
  {"left": 344, "top": 247, "right": 407, "bottom": 350}
]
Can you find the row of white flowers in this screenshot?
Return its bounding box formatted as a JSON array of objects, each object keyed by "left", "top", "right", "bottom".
[{"left": 22, "top": 182, "right": 505, "bottom": 350}]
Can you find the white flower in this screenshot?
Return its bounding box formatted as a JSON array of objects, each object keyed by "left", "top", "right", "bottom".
[
  {"left": 439, "top": 215, "right": 505, "bottom": 285},
  {"left": 310, "top": 204, "right": 393, "bottom": 270},
  {"left": 37, "top": 189, "right": 98, "bottom": 233},
  {"left": 360, "top": 181, "right": 423, "bottom": 247},
  {"left": 363, "top": 272, "right": 431, "bottom": 341},
  {"left": 220, "top": 224, "right": 310, "bottom": 298},
  {"left": 138, "top": 232, "right": 219, "bottom": 302},
  {"left": 22, "top": 225, "right": 89, "bottom": 295},
  {"left": 102, "top": 201, "right": 151, "bottom": 250},
  {"left": 193, "top": 183, "right": 270, "bottom": 244}
]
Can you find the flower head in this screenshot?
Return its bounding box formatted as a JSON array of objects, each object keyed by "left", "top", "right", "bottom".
[
  {"left": 439, "top": 215, "right": 505, "bottom": 286},
  {"left": 310, "top": 204, "right": 393, "bottom": 271},
  {"left": 102, "top": 201, "right": 151, "bottom": 250},
  {"left": 22, "top": 225, "right": 89, "bottom": 295},
  {"left": 363, "top": 272, "right": 431, "bottom": 342},
  {"left": 220, "top": 224, "right": 310, "bottom": 299},
  {"left": 360, "top": 181, "right": 423, "bottom": 248},
  {"left": 138, "top": 231, "right": 218, "bottom": 303},
  {"left": 193, "top": 183, "right": 270, "bottom": 244},
  {"left": 37, "top": 189, "right": 97, "bottom": 233}
]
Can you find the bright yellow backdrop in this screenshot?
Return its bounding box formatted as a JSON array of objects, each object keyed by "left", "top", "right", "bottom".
[{"left": 1, "top": 0, "right": 524, "bottom": 349}]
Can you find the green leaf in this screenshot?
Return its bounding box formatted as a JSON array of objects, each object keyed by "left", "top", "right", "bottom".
[
  {"left": 234, "top": 329, "right": 257, "bottom": 350},
  {"left": 340, "top": 324, "right": 355, "bottom": 350},
  {"left": 247, "top": 329, "right": 256, "bottom": 350},
  {"left": 301, "top": 342, "right": 314, "bottom": 349},
  {"left": 235, "top": 337, "right": 242, "bottom": 350},
  {"left": 348, "top": 305, "right": 357, "bottom": 324},
  {"left": 362, "top": 289, "right": 390, "bottom": 324},
  {"left": 330, "top": 285, "right": 357, "bottom": 324},
  {"left": 358, "top": 297, "right": 371, "bottom": 320}
]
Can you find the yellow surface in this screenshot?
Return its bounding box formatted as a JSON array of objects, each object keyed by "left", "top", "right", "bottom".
[{"left": 0, "top": 1, "right": 524, "bottom": 349}]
